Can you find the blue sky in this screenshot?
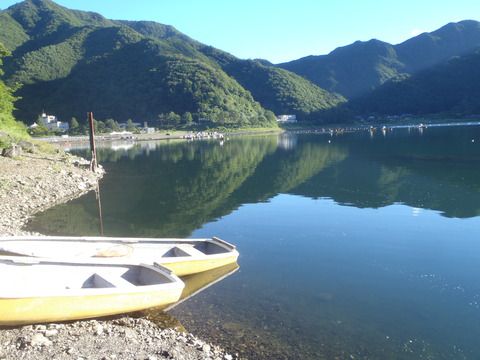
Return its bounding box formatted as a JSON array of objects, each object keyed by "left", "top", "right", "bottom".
[{"left": 1, "top": 0, "right": 480, "bottom": 63}]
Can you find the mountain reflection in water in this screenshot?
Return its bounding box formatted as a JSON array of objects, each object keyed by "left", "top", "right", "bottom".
[
  {"left": 27, "top": 126, "right": 480, "bottom": 359},
  {"left": 29, "top": 127, "right": 480, "bottom": 238}
]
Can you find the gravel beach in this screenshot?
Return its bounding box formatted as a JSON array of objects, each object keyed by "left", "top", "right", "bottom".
[{"left": 0, "top": 146, "right": 237, "bottom": 360}]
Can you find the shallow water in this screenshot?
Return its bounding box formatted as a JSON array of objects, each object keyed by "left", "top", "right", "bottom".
[{"left": 29, "top": 125, "right": 480, "bottom": 359}]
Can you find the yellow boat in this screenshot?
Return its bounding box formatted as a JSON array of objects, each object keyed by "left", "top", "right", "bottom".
[
  {"left": 0, "top": 257, "right": 184, "bottom": 326},
  {"left": 0, "top": 236, "right": 239, "bottom": 276}
]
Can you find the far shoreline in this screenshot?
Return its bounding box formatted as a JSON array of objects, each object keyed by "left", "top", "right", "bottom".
[
  {"left": 32, "top": 127, "right": 284, "bottom": 146},
  {"left": 32, "top": 118, "right": 480, "bottom": 147}
]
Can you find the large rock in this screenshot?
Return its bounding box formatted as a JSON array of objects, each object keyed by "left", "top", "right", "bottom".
[
  {"left": 2, "top": 144, "right": 22, "bottom": 158},
  {"left": 18, "top": 140, "right": 36, "bottom": 153}
]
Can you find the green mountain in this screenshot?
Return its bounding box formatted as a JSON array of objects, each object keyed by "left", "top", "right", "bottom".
[
  {"left": 350, "top": 49, "right": 480, "bottom": 116},
  {"left": 115, "top": 20, "right": 346, "bottom": 119},
  {"left": 3, "top": 0, "right": 479, "bottom": 125},
  {"left": 0, "top": 0, "right": 342, "bottom": 126},
  {"left": 279, "top": 20, "right": 480, "bottom": 99},
  {"left": 194, "top": 47, "right": 345, "bottom": 118},
  {"left": 280, "top": 39, "right": 405, "bottom": 99}
]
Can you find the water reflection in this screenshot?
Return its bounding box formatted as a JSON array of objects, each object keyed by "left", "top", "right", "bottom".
[
  {"left": 139, "top": 262, "right": 240, "bottom": 328},
  {"left": 29, "top": 128, "right": 480, "bottom": 238},
  {"left": 293, "top": 128, "right": 480, "bottom": 217},
  {"left": 101, "top": 262, "right": 239, "bottom": 333},
  {"left": 26, "top": 127, "right": 480, "bottom": 359}
]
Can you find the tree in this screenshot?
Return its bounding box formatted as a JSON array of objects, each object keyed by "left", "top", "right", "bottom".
[
  {"left": 165, "top": 111, "right": 181, "bottom": 126},
  {"left": 0, "top": 42, "right": 25, "bottom": 138},
  {"left": 105, "top": 118, "right": 120, "bottom": 132},
  {"left": 126, "top": 119, "right": 136, "bottom": 131},
  {"left": 94, "top": 119, "right": 106, "bottom": 133},
  {"left": 157, "top": 114, "right": 166, "bottom": 128},
  {"left": 182, "top": 111, "right": 193, "bottom": 125},
  {"left": 28, "top": 120, "right": 50, "bottom": 136},
  {"left": 69, "top": 117, "right": 79, "bottom": 134}
]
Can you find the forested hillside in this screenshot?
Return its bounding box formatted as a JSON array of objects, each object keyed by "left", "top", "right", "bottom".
[
  {"left": 0, "top": 0, "right": 341, "bottom": 126},
  {"left": 0, "top": 42, "right": 26, "bottom": 139},
  {"left": 2, "top": 0, "right": 480, "bottom": 125},
  {"left": 117, "top": 20, "right": 346, "bottom": 119},
  {"left": 279, "top": 20, "right": 480, "bottom": 100},
  {"left": 350, "top": 49, "right": 480, "bottom": 116}
]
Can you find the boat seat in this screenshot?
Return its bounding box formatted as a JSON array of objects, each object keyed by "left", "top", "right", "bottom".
[
  {"left": 93, "top": 272, "right": 135, "bottom": 288},
  {"left": 174, "top": 245, "right": 207, "bottom": 257},
  {"left": 161, "top": 245, "right": 205, "bottom": 258}
]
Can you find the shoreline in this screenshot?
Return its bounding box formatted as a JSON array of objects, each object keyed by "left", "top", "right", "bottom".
[
  {"left": 0, "top": 148, "right": 237, "bottom": 359},
  {"left": 34, "top": 127, "right": 283, "bottom": 146},
  {"left": 34, "top": 119, "right": 480, "bottom": 148}
]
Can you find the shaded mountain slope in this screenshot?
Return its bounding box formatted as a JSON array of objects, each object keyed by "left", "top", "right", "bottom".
[
  {"left": 350, "top": 49, "right": 480, "bottom": 115},
  {"left": 279, "top": 20, "right": 480, "bottom": 99}
]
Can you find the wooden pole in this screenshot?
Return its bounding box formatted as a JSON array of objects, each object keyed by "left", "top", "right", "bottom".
[
  {"left": 88, "top": 112, "right": 97, "bottom": 172},
  {"left": 95, "top": 180, "right": 104, "bottom": 236}
]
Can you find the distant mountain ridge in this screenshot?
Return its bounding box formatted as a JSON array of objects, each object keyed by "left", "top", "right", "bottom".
[
  {"left": 350, "top": 49, "right": 480, "bottom": 116},
  {"left": 0, "top": 0, "right": 344, "bottom": 126},
  {"left": 1, "top": 0, "right": 480, "bottom": 124},
  {"left": 279, "top": 20, "right": 480, "bottom": 99}
]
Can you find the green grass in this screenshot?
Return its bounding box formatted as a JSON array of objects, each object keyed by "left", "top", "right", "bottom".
[{"left": 0, "top": 119, "right": 29, "bottom": 149}]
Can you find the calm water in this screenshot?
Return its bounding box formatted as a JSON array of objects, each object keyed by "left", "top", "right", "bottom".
[{"left": 29, "top": 126, "right": 480, "bottom": 359}]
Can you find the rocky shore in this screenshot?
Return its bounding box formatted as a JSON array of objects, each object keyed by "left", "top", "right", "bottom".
[
  {"left": 0, "top": 149, "right": 103, "bottom": 236},
  {"left": 0, "top": 318, "right": 233, "bottom": 360},
  {"left": 0, "top": 145, "right": 237, "bottom": 360}
]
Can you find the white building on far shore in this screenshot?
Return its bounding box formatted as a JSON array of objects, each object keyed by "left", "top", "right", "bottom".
[
  {"left": 32, "top": 113, "right": 69, "bottom": 132},
  {"left": 276, "top": 114, "right": 297, "bottom": 123}
]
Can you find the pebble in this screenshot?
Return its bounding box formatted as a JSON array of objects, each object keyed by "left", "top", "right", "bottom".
[
  {"left": 44, "top": 329, "right": 58, "bottom": 337},
  {"left": 95, "top": 324, "right": 104, "bottom": 336},
  {"left": 31, "top": 333, "right": 52, "bottom": 347}
]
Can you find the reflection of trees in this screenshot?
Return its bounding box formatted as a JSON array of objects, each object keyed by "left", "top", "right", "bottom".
[
  {"left": 29, "top": 137, "right": 278, "bottom": 237},
  {"left": 293, "top": 129, "right": 480, "bottom": 218},
  {"left": 273, "top": 143, "right": 348, "bottom": 193},
  {"left": 226, "top": 141, "right": 348, "bottom": 204},
  {"left": 28, "top": 128, "right": 480, "bottom": 238}
]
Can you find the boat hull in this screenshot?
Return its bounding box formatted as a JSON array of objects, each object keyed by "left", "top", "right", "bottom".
[
  {"left": 161, "top": 254, "right": 239, "bottom": 276},
  {"left": 0, "top": 236, "right": 240, "bottom": 276},
  {"left": 0, "top": 288, "right": 181, "bottom": 326},
  {"left": 0, "top": 257, "right": 184, "bottom": 326}
]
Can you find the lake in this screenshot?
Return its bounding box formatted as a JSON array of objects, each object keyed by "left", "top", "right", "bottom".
[{"left": 28, "top": 125, "right": 480, "bottom": 359}]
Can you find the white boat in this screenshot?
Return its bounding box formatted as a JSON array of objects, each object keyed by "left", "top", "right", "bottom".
[
  {"left": 0, "top": 257, "right": 184, "bottom": 325},
  {"left": 0, "top": 236, "right": 239, "bottom": 276}
]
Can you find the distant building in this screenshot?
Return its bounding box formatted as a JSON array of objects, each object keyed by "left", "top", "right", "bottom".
[
  {"left": 276, "top": 115, "right": 297, "bottom": 123},
  {"left": 142, "top": 122, "right": 155, "bottom": 134},
  {"left": 34, "top": 113, "right": 69, "bottom": 132},
  {"left": 109, "top": 131, "right": 134, "bottom": 139}
]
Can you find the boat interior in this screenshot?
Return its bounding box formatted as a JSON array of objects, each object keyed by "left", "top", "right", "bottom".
[
  {"left": 0, "top": 239, "right": 232, "bottom": 258},
  {"left": 193, "top": 241, "right": 230, "bottom": 255},
  {"left": 0, "top": 260, "right": 172, "bottom": 293}
]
